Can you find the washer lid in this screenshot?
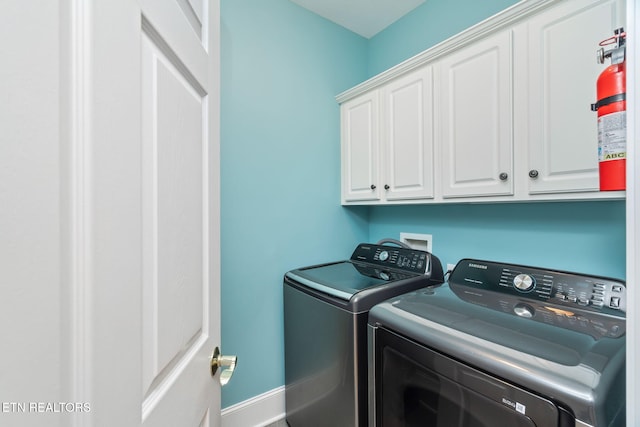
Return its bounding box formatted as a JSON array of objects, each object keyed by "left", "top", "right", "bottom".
[{"left": 286, "top": 260, "right": 416, "bottom": 301}]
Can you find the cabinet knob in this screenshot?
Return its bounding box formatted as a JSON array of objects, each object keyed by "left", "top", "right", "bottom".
[
  {"left": 499, "top": 173, "right": 508, "bottom": 181},
  {"left": 370, "top": 184, "right": 376, "bottom": 190},
  {"left": 384, "top": 184, "right": 390, "bottom": 190},
  {"left": 529, "top": 169, "right": 539, "bottom": 179}
]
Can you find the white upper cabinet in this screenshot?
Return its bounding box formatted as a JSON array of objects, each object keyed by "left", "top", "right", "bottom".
[
  {"left": 341, "top": 67, "right": 434, "bottom": 203},
  {"left": 523, "top": 0, "right": 626, "bottom": 195},
  {"left": 341, "top": 91, "right": 380, "bottom": 202},
  {"left": 439, "top": 30, "right": 513, "bottom": 198},
  {"left": 337, "top": 0, "right": 626, "bottom": 205},
  {"left": 381, "top": 67, "right": 434, "bottom": 201}
]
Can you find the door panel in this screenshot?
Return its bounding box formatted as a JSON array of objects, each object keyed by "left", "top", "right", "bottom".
[
  {"left": 141, "top": 27, "right": 209, "bottom": 415},
  {"left": 439, "top": 30, "right": 513, "bottom": 198},
  {"left": 526, "top": 0, "right": 625, "bottom": 194},
  {"left": 383, "top": 67, "right": 434, "bottom": 201},
  {"left": 341, "top": 92, "right": 380, "bottom": 202}
]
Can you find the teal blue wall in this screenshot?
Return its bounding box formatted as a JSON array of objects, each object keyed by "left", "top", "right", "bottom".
[
  {"left": 367, "top": 0, "right": 520, "bottom": 76},
  {"left": 220, "top": 0, "right": 368, "bottom": 408},
  {"left": 369, "top": 202, "right": 626, "bottom": 279},
  {"left": 220, "top": 0, "right": 627, "bottom": 410}
]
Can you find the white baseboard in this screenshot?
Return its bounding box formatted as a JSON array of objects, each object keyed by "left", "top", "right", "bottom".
[{"left": 221, "top": 386, "right": 286, "bottom": 427}]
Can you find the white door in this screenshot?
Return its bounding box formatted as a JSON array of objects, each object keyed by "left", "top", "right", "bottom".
[
  {"left": 1, "top": 1, "right": 221, "bottom": 426},
  {"left": 439, "top": 30, "right": 513, "bottom": 198},
  {"left": 2, "top": 0, "right": 224, "bottom": 426},
  {"left": 82, "top": 0, "right": 225, "bottom": 426},
  {"left": 139, "top": 0, "right": 224, "bottom": 425}
]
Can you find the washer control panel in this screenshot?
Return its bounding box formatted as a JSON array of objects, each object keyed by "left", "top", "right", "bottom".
[
  {"left": 450, "top": 259, "right": 627, "bottom": 314},
  {"left": 350, "top": 243, "right": 436, "bottom": 276}
]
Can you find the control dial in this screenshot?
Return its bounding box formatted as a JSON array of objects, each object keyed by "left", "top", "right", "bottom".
[
  {"left": 379, "top": 251, "right": 389, "bottom": 262},
  {"left": 513, "top": 273, "right": 535, "bottom": 292}
]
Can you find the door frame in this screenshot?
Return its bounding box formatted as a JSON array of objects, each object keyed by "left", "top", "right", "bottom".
[{"left": 626, "top": 0, "right": 639, "bottom": 424}]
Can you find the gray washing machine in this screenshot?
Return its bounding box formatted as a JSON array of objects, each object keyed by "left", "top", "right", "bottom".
[
  {"left": 284, "top": 242, "right": 444, "bottom": 426},
  {"left": 368, "top": 259, "right": 627, "bottom": 427}
]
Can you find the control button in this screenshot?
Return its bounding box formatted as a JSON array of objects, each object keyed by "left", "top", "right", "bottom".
[
  {"left": 612, "top": 285, "right": 624, "bottom": 293},
  {"left": 594, "top": 283, "right": 606, "bottom": 290},
  {"left": 592, "top": 300, "right": 604, "bottom": 308},
  {"left": 513, "top": 274, "right": 535, "bottom": 292},
  {"left": 513, "top": 303, "right": 534, "bottom": 318},
  {"left": 577, "top": 297, "right": 589, "bottom": 306},
  {"left": 379, "top": 271, "right": 390, "bottom": 280},
  {"left": 594, "top": 325, "right": 609, "bottom": 336},
  {"left": 555, "top": 293, "right": 566, "bottom": 300},
  {"left": 610, "top": 297, "right": 620, "bottom": 308},
  {"left": 379, "top": 251, "right": 389, "bottom": 262}
]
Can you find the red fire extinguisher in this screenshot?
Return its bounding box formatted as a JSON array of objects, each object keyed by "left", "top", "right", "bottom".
[{"left": 591, "top": 28, "right": 626, "bottom": 191}]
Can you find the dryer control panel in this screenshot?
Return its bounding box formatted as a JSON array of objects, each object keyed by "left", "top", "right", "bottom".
[{"left": 450, "top": 259, "right": 627, "bottom": 314}]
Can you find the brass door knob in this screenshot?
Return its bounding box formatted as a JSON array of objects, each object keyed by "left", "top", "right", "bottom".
[{"left": 210, "top": 347, "right": 237, "bottom": 386}]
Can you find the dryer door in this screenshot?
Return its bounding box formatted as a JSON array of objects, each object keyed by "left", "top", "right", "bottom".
[{"left": 372, "top": 328, "right": 568, "bottom": 427}]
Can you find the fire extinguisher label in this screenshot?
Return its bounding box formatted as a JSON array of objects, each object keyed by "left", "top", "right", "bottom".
[{"left": 598, "top": 111, "right": 627, "bottom": 162}]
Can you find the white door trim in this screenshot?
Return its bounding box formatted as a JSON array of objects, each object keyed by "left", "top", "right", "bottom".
[
  {"left": 626, "top": 0, "right": 639, "bottom": 424},
  {"left": 65, "top": 1, "right": 95, "bottom": 425}
]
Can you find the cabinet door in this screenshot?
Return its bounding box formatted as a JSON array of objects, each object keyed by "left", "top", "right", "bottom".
[
  {"left": 341, "top": 91, "right": 380, "bottom": 202},
  {"left": 439, "top": 30, "right": 513, "bottom": 198},
  {"left": 382, "top": 67, "right": 434, "bottom": 201},
  {"left": 526, "top": 0, "right": 625, "bottom": 194}
]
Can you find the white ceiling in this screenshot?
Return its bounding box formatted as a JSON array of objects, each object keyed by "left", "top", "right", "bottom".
[{"left": 289, "top": 0, "right": 426, "bottom": 39}]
